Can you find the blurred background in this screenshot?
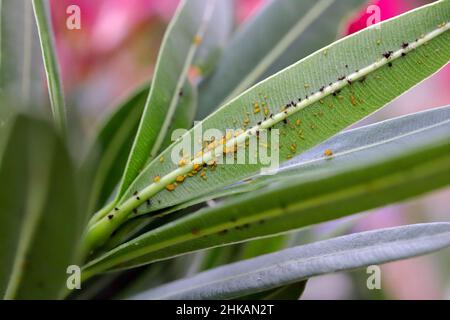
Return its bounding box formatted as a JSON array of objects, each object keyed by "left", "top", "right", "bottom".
[{"left": 43, "top": 0, "right": 450, "bottom": 299}]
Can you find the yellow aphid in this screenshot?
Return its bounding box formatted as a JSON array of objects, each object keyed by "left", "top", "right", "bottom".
[
  {"left": 243, "top": 117, "right": 250, "bottom": 125},
  {"left": 195, "top": 151, "right": 203, "bottom": 158},
  {"left": 193, "top": 35, "right": 202, "bottom": 45},
  {"left": 176, "top": 175, "right": 185, "bottom": 183},
  {"left": 200, "top": 171, "right": 207, "bottom": 180},
  {"left": 178, "top": 159, "right": 187, "bottom": 167},
  {"left": 304, "top": 83, "right": 310, "bottom": 89},
  {"left": 166, "top": 184, "right": 176, "bottom": 191},
  {"left": 226, "top": 131, "right": 233, "bottom": 140},
  {"left": 290, "top": 144, "right": 297, "bottom": 152},
  {"left": 224, "top": 146, "right": 235, "bottom": 154},
  {"left": 296, "top": 119, "right": 301, "bottom": 126},
  {"left": 324, "top": 149, "right": 333, "bottom": 157},
  {"left": 207, "top": 141, "right": 217, "bottom": 150},
  {"left": 159, "top": 156, "right": 164, "bottom": 163},
  {"left": 253, "top": 103, "right": 260, "bottom": 114},
  {"left": 264, "top": 107, "right": 270, "bottom": 116},
  {"left": 153, "top": 175, "right": 161, "bottom": 183},
  {"left": 350, "top": 95, "right": 357, "bottom": 106},
  {"left": 193, "top": 163, "right": 202, "bottom": 171}
]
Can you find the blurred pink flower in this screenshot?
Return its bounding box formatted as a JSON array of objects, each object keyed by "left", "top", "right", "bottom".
[
  {"left": 345, "top": 0, "right": 417, "bottom": 35},
  {"left": 236, "top": 0, "right": 266, "bottom": 23},
  {"left": 49, "top": 0, "right": 266, "bottom": 117},
  {"left": 50, "top": 0, "right": 178, "bottom": 86}
]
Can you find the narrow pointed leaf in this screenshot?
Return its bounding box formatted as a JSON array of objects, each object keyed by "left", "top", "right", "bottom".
[
  {"left": 131, "top": 223, "right": 450, "bottom": 299},
  {"left": 0, "top": 115, "right": 84, "bottom": 299},
  {"left": 32, "top": 0, "right": 66, "bottom": 134}
]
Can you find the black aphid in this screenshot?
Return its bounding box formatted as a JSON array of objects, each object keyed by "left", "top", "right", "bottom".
[
  {"left": 133, "top": 209, "right": 138, "bottom": 214},
  {"left": 257, "top": 121, "right": 262, "bottom": 125},
  {"left": 345, "top": 64, "right": 349, "bottom": 68},
  {"left": 388, "top": 62, "right": 393, "bottom": 67},
  {"left": 133, "top": 191, "right": 138, "bottom": 196},
  {"left": 179, "top": 90, "right": 183, "bottom": 97},
  {"left": 347, "top": 79, "right": 353, "bottom": 85},
  {"left": 359, "top": 76, "right": 366, "bottom": 83},
  {"left": 402, "top": 42, "right": 409, "bottom": 49},
  {"left": 269, "top": 113, "right": 274, "bottom": 118},
  {"left": 319, "top": 86, "right": 325, "bottom": 92},
  {"left": 146, "top": 199, "right": 151, "bottom": 206},
  {"left": 114, "top": 207, "right": 119, "bottom": 211},
  {"left": 383, "top": 50, "right": 393, "bottom": 59},
  {"left": 401, "top": 52, "right": 407, "bottom": 57},
  {"left": 108, "top": 214, "right": 114, "bottom": 220},
  {"left": 338, "top": 76, "right": 346, "bottom": 81},
  {"left": 297, "top": 98, "right": 302, "bottom": 102},
  {"left": 283, "top": 119, "right": 288, "bottom": 124}
]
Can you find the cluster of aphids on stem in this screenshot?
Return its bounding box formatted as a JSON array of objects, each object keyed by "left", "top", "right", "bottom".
[{"left": 110, "top": 38, "right": 418, "bottom": 220}]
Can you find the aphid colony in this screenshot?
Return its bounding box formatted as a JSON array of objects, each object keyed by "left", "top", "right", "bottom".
[{"left": 109, "top": 23, "right": 449, "bottom": 220}]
